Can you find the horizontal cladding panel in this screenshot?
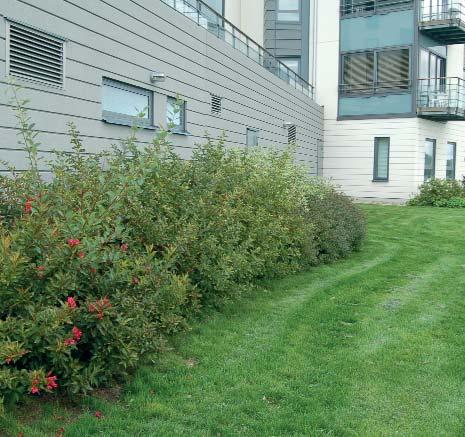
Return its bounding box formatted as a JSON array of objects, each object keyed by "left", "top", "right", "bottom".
[
  {"left": 6, "top": 0, "right": 319, "bottom": 121},
  {"left": 0, "top": 86, "right": 319, "bottom": 147},
  {"left": 67, "top": 0, "right": 317, "bottom": 113},
  {"left": 1, "top": 0, "right": 322, "bottom": 172}
]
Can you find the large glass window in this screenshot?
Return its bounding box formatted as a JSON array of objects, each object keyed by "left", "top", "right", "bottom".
[
  {"left": 342, "top": 52, "right": 375, "bottom": 94},
  {"left": 277, "top": 0, "right": 300, "bottom": 21},
  {"left": 342, "top": 48, "right": 410, "bottom": 95},
  {"left": 446, "top": 142, "right": 456, "bottom": 180},
  {"left": 279, "top": 58, "right": 301, "bottom": 74},
  {"left": 102, "top": 78, "right": 152, "bottom": 127},
  {"left": 424, "top": 138, "right": 436, "bottom": 181},
  {"left": 377, "top": 49, "right": 410, "bottom": 91},
  {"left": 246, "top": 128, "right": 259, "bottom": 147},
  {"left": 373, "top": 137, "right": 390, "bottom": 181},
  {"left": 166, "top": 96, "right": 186, "bottom": 132}
]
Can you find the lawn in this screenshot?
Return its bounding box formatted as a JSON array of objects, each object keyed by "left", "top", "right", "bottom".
[{"left": 3, "top": 205, "right": 465, "bottom": 436}]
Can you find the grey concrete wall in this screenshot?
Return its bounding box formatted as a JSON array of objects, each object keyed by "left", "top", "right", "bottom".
[{"left": 0, "top": 0, "right": 323, "bottom": 175}]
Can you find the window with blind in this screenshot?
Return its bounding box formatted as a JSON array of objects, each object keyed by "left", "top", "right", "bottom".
[
  {"left": 373, "top": 137, "right": 390, "bottom": 181},
  {"left": 341, "top": 48, "right": 410, "bottom": 95}
]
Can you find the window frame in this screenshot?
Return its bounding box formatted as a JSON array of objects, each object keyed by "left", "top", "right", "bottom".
[
  {"left": 102, "top": 77, "right": 153, "bottom": 128},
  {"left": 278, "top": 57, "right": 301, "bottom": 75},
  {"left": 424, "top": 138, "right": 437, "bottom": 181},
  {"left": 373, "top": 137, "right": 390, "bottom": 182},
  {"left": 166, "top": 96, "right": 187, "bottom": 133},
  {"left": 446, "top": 141, "right": 457, "bottom": 180},
  {"left": 246, "top": 128, "right": 259, "bottom": 147},
  {"left": 276, "top": 0, "right": 301, "bottom": 22},
  {"left": 340, "top": 0, "right": 413, "bottom": 19},
  {"left": 340, "top": 47, "right": 412, "bottom": 97}
]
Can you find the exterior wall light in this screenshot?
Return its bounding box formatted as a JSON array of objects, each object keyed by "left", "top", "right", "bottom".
[{"left": 150, "top": 72, "right": 166, "bottom": 83}]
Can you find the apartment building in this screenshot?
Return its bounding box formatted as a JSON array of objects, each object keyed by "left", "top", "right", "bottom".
[
  {"left": 0, "top": 0, "right": 322, "bottom": 177},
  {"left": 226, "top": 0, "right": 465, "bottom": 201}
]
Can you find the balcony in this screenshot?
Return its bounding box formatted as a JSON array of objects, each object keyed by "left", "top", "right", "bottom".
[
  {"left": 340, "top": 0, "right": 413, "bottom": 17},
  {"left": 419, "top": 1, "right": 465, "bottom": 44},
  {"left": 160, "top": 0, "right": 314, "bottom": 98},
  {"left": 417, "top": 77, "right": 465, "bottom": 120}
]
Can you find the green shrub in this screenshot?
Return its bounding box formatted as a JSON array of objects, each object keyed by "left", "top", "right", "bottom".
[
  {"left": 408, "top": 179, "right": 465, "bottom": 207},
  {"left": 0, "top": 93, "right": 365, "bottom": 410}
]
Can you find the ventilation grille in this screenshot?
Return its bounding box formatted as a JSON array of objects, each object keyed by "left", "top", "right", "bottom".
[
  {"left": 288, "top": 124, "right": 297, "bottom": 144},
  {"left": 211, "top": 94, "right": 222, "bottom": 115},
  {"left": 8, "top": 21, "right": 65, "bottom": 87}
]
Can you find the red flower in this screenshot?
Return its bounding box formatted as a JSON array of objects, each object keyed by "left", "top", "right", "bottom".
[
  {"left": 67, "top": 239, "right": 81, "bottom": 248},
  {"left": 72, "top": 326, "right": 82, "bottom": 341},
  {"left": 5, "top": 356, "right": 13, "bottom": 364},
  {"left": 64, "top": 338, "right": 76, "bottom": 347},
  {"left": 77, "top": 251, "right": 85, "bottom": 259},
  {"left": 94, "top": 411, "right": 104, "bottom": 419},
  {"left": 64, "top": 326, "right": 82, "bottom": 346},
  {"left": 30, "top": 376, "right": 41, "bottom": 394},
  {"left": 66, "top": 297, "right": 77, "bottom": 309},
  {"left": 46, "top": 374, "right": 58, "bottom": 391},
  {"left": 120, "top": 243, "right": 129, "bottom": 252},
  {"left": 24, "top": 199, "right": 33, "bottom": 214},
  {"left": 37, "top": 265, "right": 45, "bottom": 272},
  {"left": 132, "top": 276, "right": 140, "bottom": 285}
]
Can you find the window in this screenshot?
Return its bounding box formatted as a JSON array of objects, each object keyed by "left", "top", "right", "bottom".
[
  {"left": 341, "top": 48, "right": 410, "bottom": 95},
  {"left": 167, "top": 96, "right": 186, "bottom": 132},
  {"left": 246, "top": 128, "right": 259, "bottom": 147},
  {"left": 279, "top": 58, "right": 301, "bottom": 74},
  {"left": 424, "top": 138, "right": 436, "bottom": 181},
  {"left": 446, "top": 142, "right": 456, "bottom": 180},
  {"left": 373, "top": 137, "right": 390, "bottom": 181},
  {"left": 277, "top": 0, "right": 300, "bottom": 21},
  {"left": 7, "top": 21, "right": 65, "bottom": 88},
  {"left": 102, "top": 78, "right": 152, "bottom": 127},
  {"left": 342, "top": 52, "right": 374, "bottom": 94},
  {"left": 420, "top": 49, "right": 446, "bottom": 90}
]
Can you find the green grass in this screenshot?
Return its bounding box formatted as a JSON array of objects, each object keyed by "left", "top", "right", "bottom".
[{"left": 3, "top": 205, "right": 465, "bottom": 436}]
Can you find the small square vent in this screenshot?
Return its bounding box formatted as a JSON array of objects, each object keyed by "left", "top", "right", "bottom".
[
  {"left": 7, "top": 21, "right": 65, "bottom": 87},
  {"left": 211, "top": 94, "right": 222, "bottom": 115},
  {"left": 288, "top": 124, "right": 297, "bottom": 144}
]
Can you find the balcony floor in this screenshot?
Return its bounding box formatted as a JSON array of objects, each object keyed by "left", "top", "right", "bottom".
[
  {"left": 417, "top": 106, "right": 465, "bottom": 121},
  {"left": 419, "top": 19, "right": 465, "bottom": 44}
]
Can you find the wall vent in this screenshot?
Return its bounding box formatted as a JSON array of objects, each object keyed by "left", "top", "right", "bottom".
[
  {"left": 211, "top": 94, "right": 222, "bottom": 115},
  {"left": 7, "top": 21, "right": 65, "bottom": 87},
  {"left": 287, "top": 124, "right": 297, "bottom": 144}
]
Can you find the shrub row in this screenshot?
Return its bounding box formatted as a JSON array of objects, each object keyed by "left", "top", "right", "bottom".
[
  {"left": 408, "top": 178, "right": 465, "bottom": 207},
  {"left": 0, "top": 113, "right": 365, "bottom": 412}
]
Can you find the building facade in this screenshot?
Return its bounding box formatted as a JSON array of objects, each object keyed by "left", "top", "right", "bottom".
[
  {"left": 227, "top": 0, "right": 465, "bottom": 201},
  {"left": 318, "top": 0, "right": 465, "bottom": 201},
  {"left": 0, "top": 0, "right": 322, "bottom": 177}
]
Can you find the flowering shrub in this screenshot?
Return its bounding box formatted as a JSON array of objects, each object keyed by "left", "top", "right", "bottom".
[
  {"left": 0, "top": 92, "right": 365, "bottom": 411},
  {"left": 408, "top": 179, "right": 465, "bottom": 207}
]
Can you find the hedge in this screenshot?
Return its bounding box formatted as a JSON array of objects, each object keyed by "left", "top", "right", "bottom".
[{"left": 0, "top": 96, "right": 365, "bottom": 413}]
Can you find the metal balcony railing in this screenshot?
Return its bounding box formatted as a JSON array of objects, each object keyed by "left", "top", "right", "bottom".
[
  {"left": 417, "top": 77, "right": 465, "bottom": 119},
  {"left": 160, "top": 0, "right": 314, "bottom": 98},
  {"left": 420, "top": 0, "right": 465, "bottom": 23},
  {"left": 340, "top": 0, "right": 413, "bottom": 16},
  {"left": 339, "top": 79, "right": 411, "bottom": 95}
]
